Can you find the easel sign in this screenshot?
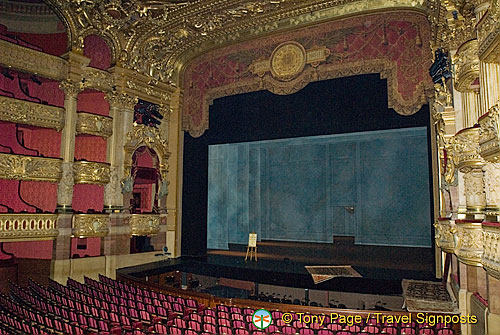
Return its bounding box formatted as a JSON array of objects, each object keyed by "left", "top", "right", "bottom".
[{"left": 245, "top": 232, "right": 258, "bottom": 261}]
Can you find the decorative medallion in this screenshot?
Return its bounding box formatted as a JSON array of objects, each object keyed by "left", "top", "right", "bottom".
[{"left": 270, "top": 42, "right": 307, "bottom": 81}]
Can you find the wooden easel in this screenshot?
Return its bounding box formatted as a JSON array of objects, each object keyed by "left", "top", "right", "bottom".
[{"left": 245, "top": 232, "right": 258, "bottom": 261}]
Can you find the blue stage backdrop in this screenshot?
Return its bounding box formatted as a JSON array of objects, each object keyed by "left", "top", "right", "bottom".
[{"left": 207, "top": 127, "right": 431, "bottom": 249}]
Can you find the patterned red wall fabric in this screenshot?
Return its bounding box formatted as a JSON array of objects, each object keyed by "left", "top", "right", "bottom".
[
  {"left": 84, "top": 35, "right": 112, "bottom": 70},
  {"left": 2, "top": 241, "right": 53, "bottom": 259},
  {"left": 70, "top": 237, "right": 101, "bottom": 258},
  {"left": 72, "top": 184, "right": 104, "bottom": 213},
  {"left": 77, "top": 91, "right": 109, "bottom": 116},
  {"left": 19, "top": 181, "right": 57, "bottom": 213},
  {"left": 182, "top": 12, "right": 433, "bottom": 137},
  {"left": 0, "top": 180, "right": 31, "bottom": 212},
  {"left": 133, "top": 184, "right": 152, "bottom": 213},
  {"left": 5, "top": 31, "right": 67, "bottom": 56},
  {"left": 0, "top": 123, "right": 37, "bottom": 155},
  {"left": 74, "top": 136, "right": 107, "bottom": 162},
  {"left": 19, "top": 126, "right": 61, "bottom": 158}
]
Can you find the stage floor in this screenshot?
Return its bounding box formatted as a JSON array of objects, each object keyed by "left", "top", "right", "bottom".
[{"left": 120, "top": 241, "right": 436, "bottom": 295}]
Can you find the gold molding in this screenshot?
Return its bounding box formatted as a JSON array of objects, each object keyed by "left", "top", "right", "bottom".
[
  {"left": 81, "top": 67, "right": 114, "bottom": 92},
  {"left": 72, "top": 214, "right": 110, "bottom": 238},
  {"left": 452, "top": 127, "right": 484, "bottom": 171},
  {"left": 434, "top": 218, "right": 456, "bottom": 253},
  {"left": 477, "top": 0, "right": 500, "bottom": 63},
  {"left": 128, "top": 214, "right": 161, "bottom": 236},
  {"left": 0, "top": 214, "right": 58, "bottom": 242},
  {"left": 478, "top": 103, "right": 500, "bottom": 162},
  {"left": 0, "top": 95, "right": 65, "bottom": 131},
  {"left": 453, "top": 40, "right": 480, "bottom": 93},
  {"left": 0, "top": 39, "right": 67, "bottom": 80},
  {"left": 0, "top": 153, "right": 62, "bottom": 182},
  {"left": 454, "top": 220, "right": 484, "bottom": 267},
  {"left": 482, "top": 223, "right": 500, "bottom": 279},
  {"left": 76, "top": 112, "right": 113, "bottom": 138},
  {"left": 73, "top": 161, "right": 110, "bottom": 185}
]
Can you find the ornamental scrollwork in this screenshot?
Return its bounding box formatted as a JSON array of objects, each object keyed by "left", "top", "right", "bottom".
[
  {"left": 72, "top": 214, "right": 110, "bottom": 238},
  {"left": 478, "top": 104, "right": 500, "bottom": 162},
  {"left": 81, "top": 68, "right": 114, "bottom": 92},
  {"left": 453, "top": 127, "right": 484, "bottom": 171},
  {"left": 0, "top": 153, "right": 62, "bottom": 182},
  {"left": 482, "top": 224, "right": 500, "bottom": 279},
  {"left": 434, "top": 219, "right": 455, "bottom": 253},
  {"left": 128, "top": 214, "right": 161, "bottom": 236},
  {"left": 453, "top": 40, "right": 480, "bottom": 93},
  {"left": 76, "top": 112, "right": 113, "bottom": 138},
  {"left": 0, "top": 96, "right": 65, "bottom": 131},
  {"left": 0, "top": 39, "right": 67, "bottom": 81},
  {"left": 73, "top": 161, "right": 111, "bottom": 185},
  {"left": 0, "top": 214, "right": 59, "bottom": 241},
  {"left": 454, "top": 220, "right": 484, "bottom": 267}
]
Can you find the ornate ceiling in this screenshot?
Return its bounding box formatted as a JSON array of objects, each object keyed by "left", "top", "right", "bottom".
[{"left": 43, "top": 0, "right": 428, "bottom": 85}]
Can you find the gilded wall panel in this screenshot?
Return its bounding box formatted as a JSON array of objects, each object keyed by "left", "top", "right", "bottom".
[
  {"left": 76, "top": 112, "right": 113, "bottom": 138},
  {"left": 128, "top": 214, "right": 161, "bottom": 236},
  {"left": 0, "top": 153, "right": 62, "bottom": 182},
  {"left": 73, "top": 161, "right": 110, "bottom": 185}
]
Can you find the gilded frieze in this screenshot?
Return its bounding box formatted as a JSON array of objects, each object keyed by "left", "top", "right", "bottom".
[
  {"left": 73, "top": 161, "right": 111, "bottom": 185},
  {"left": 128, "top": 214, "right": 161, "bottom": 236},
  {"left": 482, "top": 222, "right": 500, "bottom": 279},
  {"left": 453, "top": 127, "right": 484, "bottom": 171},
  {"left": 72, "top": 214, "right": 110, "bottom": 238},
  {"left": 478, "top": 104, "right": 500, "bottom": 162},
  {"left": 453, "top": 40, "right": 480, "bottom": 93},
  {"left": 477, "top": 0, "right": 500, "bottom": 62},
  {"left": 0, "top": 39, "right": 67, "bottom": 80},
  {"left": 454, "top": 220, "right": 484, "bottom": 267},
  {"left": 434, "top": 218, "right": 456, "bottom": 253},
  {"left": 76, "top": 112, "right": 113, "bottom": 138},
  {"left": 0, "top": 95, "right": 65, "bottom": 131},
  {"left": 0, "top": 214, "right": 59, "bottom": 242},
  {"left": 0, "top": 153, "right": 62, "bottom": 182}
]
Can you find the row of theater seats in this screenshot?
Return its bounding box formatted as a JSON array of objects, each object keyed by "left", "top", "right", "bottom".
[{"left": 0, "top": 274, "right": 458, "bottom": 335}]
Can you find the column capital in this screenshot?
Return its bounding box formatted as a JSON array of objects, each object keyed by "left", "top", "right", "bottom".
[
  {"left": 59, "top": 79, "right": 83, "bottom": 97},
  {"left": 105, "top": 92, "right": 137, "bottom": 110}
]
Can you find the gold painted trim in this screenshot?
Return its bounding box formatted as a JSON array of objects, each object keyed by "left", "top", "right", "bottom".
[
  {"left": 0, "top": 39, "right": 67, "bottom": 80},
  {"left": 454, "top": 220, "right": 484, "bottom": 267},
  {"left": 0, "top": 95, "right": 65, "bottom": 131},
  {"left": 128, "top": 214, "right": 161, "bottom": 236},
  {"left": 73, "top": 161, "right": 110, "bottom": 185},
  {"left": 483, "top": 224, "right": 500, "bottom": 279},
  {"left": 76, "top": 112, "right": 113, "bottom": 138},
  {"left": 0, "top": 153, "right": 62, "bottom": 182},
  {"left": 479, "top": 104, "right": 500, "bottom": 163},
  {"left": 477, "top": 1, "right": 500, "bottom": 63},
  {"left": 0, "top": 214, "right": 58, "bottom": 242},
  {"left": 72, "top": 214, "right": 110, "bottom": 238}
]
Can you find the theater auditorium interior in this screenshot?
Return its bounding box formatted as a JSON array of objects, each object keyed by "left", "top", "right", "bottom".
[{"left": 0, "top": 0, "right": 500, "bottom": 334}]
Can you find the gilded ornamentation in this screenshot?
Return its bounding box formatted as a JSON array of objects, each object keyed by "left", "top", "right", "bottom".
[
  {"left": 482, "top": 163, "right": 500, "bottom": 211},
  {"left": 434, "top": 219, "right": 455, "bottom": 253},
  {"left": 128, "top": 214, "right": 161, "bottom": 236},
  {"left": 0, "top": 95, "right": 65, "bottom": 131},
  {"left": 453, "top": 40, "right": 480, "bottom": 93},
  {"left": 76, "top": 112, "right": 113, "bottom": 138},
  {"left": 478, "top": 104, "right": 500, "bottom": 162},
  {"left": 453, "top": 127, "right": 484, "bottom": 171},
  {"left": 477, "top": 0, "right": 500, "bottom": 62},
  {"left": 463, "top": 169, "right": 486, "bottom": 211},
  {"left": 0, "top": 214, "right": 59, "bottom": 242},
  {"left": 57, "top": 162, "right": 74, "bottom": 206},
  {"left": 81, "top": 67, "right": 114, "bottom": 92},
  {"left": 59, "top": 79, "right": 83, "bottom": 97},
  {"left": 0, "top": 153, "right": 62, "bottom": 182},
  {"left": 0, "top": 39, "right": 67, "bottom": 80},
  {"left": 73, "top": 161, "right": 111, "bottom": 185},
  {"left": 105, "top": 92, "right": 138, "bottom": 110},
  {"left": 482, "top": 223, "right": 500, "bottom": 279},
  {"left": 454, "top": 220, "right": 484, "bottom": 267},
  {"left": 124, "top": 124, "right": 170, "bottom": 179},
  {"left": 72, "top": 214, "right": 110, "bottom": 238}
]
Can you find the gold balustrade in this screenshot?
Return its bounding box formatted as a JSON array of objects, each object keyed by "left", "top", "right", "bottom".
[
  {"left": 453, "top": 220, "right": 484, "bottom": 267},
  {"left": 434, "top": 218, "right": 455, "bottom": 254},
  {"left": 0, "top": 153, "right": 62, "bottom": 182},
  {"left": 128, "top": 214, "right": 161, "bottom": 236},
  {"left": 0, "top": 95, "right": 65, "bottom": 131},
  {"left": 72, "top": 214, "right": 110, "bottom": 238},
  {"left": 0, "top": 214, "right": 58, "bottom": 242},
  {"left": 76, "top": 112, "right": 113, "bottom": 138},
  {"left": 73, "top": 161, "right": 110, "bottom": 185}
]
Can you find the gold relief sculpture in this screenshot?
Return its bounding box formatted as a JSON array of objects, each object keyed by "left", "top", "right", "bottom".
[
  {"left": 0, "top": 214, "right": 59, "bottom": 242},
  {"left": 105, "top": 91, "right": 138, "bottom": 110},
  {"left": 453, "top": 220, "right": 484, "bottom": 267},
  {"left": 478, "top": 104, "right": 500, "bottom": 162},
  {"left": 128, "top": 214, "right": 161, "bottom": 236},
  {"left": 453, "top": 127, "right": 484, "bottom": 171},
  {"left": 0, "top": 153, "right": 62, "bottom": 182},
  {"left": 81, "top": 68, "right": 114, "bottom": 92},
  {"left": 73, "top": 161, "right": 111, "bottom": 185},
  {"left": 72, "top": 214, "right": 110, "bottom": 238},
  {"left": 434, "top": 219, "right": 456, "bottom": 253},
  {"left": 124, "top": 124, "right": 170, "bottom": 180},
  {"left": 76, "top": 112, "right": 113, "bottom": 138},
  {"left": 0, "top": 96, "right": 65, "bottom": 131},
  {"left": 453, "top": 40, "right": 480, "bottom": 93},
  {"left": 477, "top": 0, "right": 500, "bottom": 62},
  {"left": 0, "top": 39, "right": 67, "bottom": 80},
  {"left": 482, "top": 223, "right": 500, "bottom": 279}
]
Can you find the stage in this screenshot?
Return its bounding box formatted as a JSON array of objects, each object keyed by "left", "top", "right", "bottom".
[{"left": 119, "top": 240, "right": 435, "bottom": 296}]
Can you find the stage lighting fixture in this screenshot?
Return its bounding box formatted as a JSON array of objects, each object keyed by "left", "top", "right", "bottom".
[{"left": 429, "top": 48, "right": 451, "bottom": 85}]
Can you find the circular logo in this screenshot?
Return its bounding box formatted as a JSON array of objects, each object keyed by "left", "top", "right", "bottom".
[
  {"left": 252, "top": 309, "right": 272, "bottom": 329},
  {"left": 270, "top": 41, "right": 306, "bottom": 81}
]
